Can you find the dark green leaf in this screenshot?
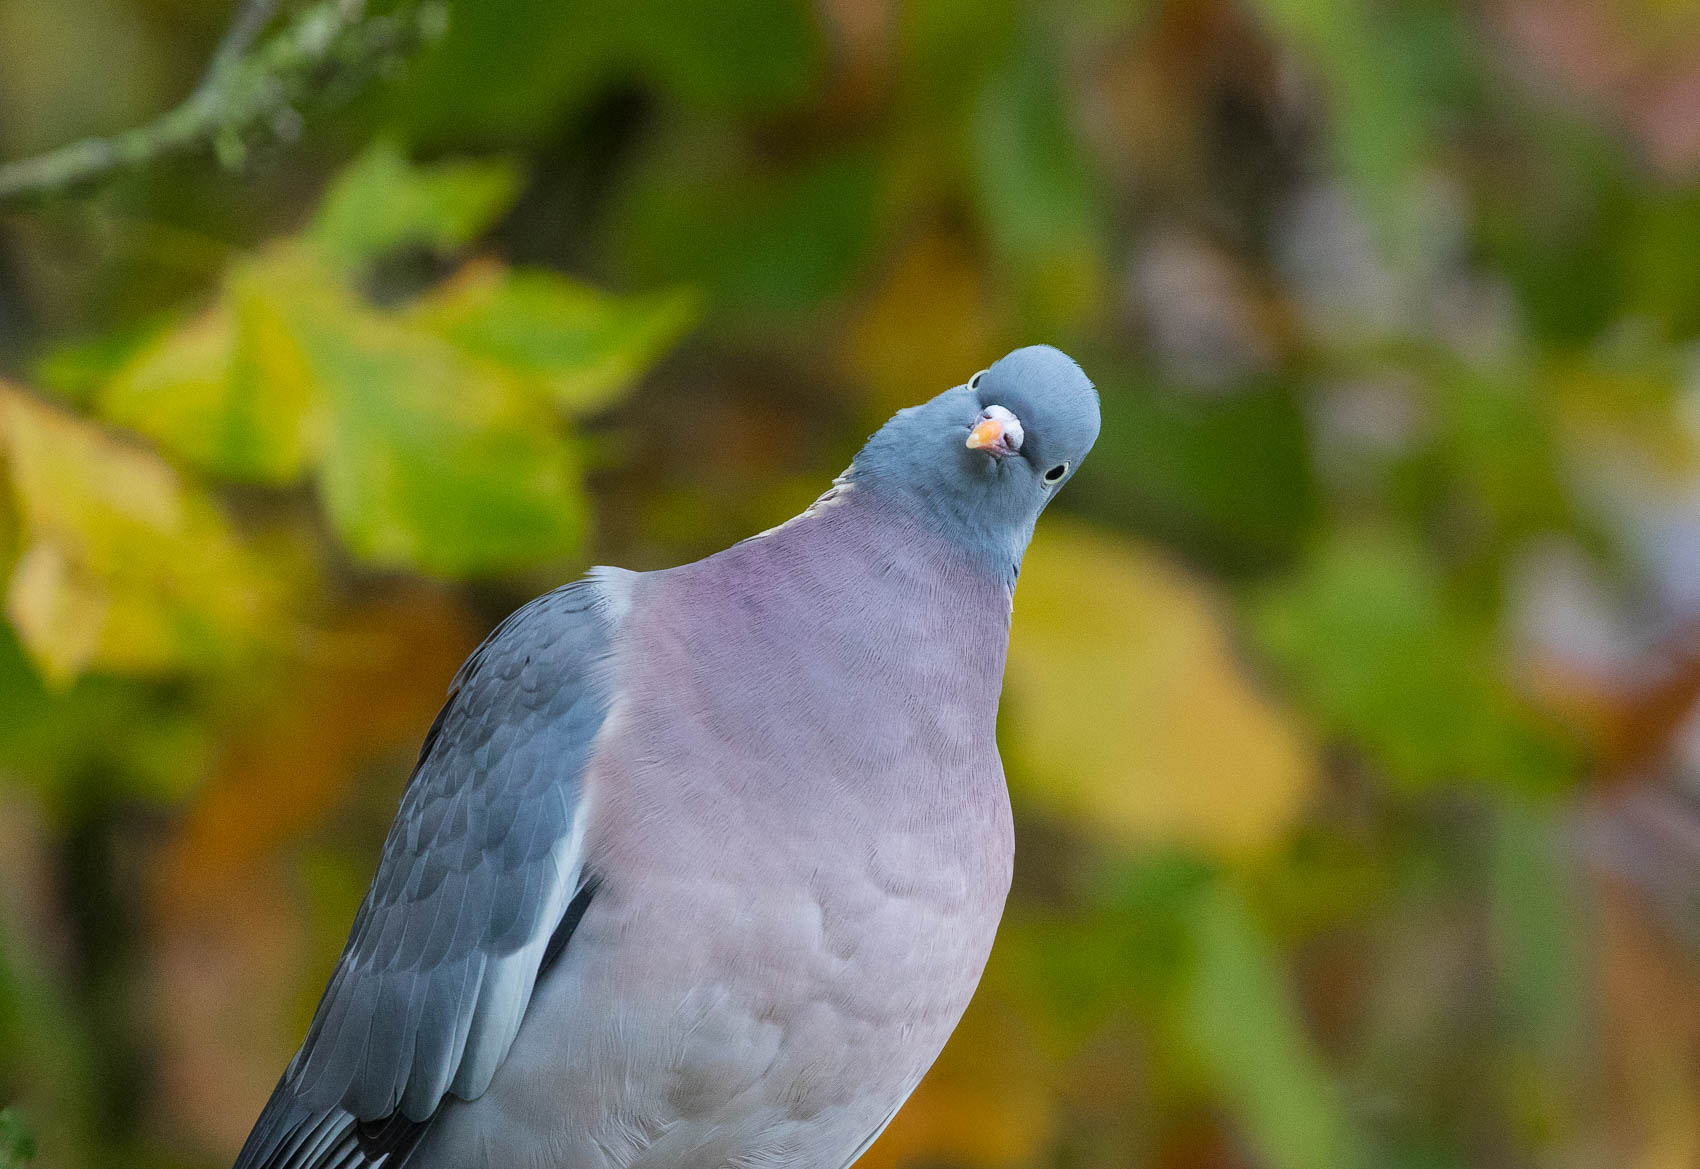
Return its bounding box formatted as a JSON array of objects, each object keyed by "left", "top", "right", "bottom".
[
  {"left": 0, "top": 1107, "right": 35, "bottom": 1168},
  {"left": 616, "top": 144, "right": 881, "bottom": 322},
  {"left": 1080, "top": 377, "right": 1316, "bottom": 572}
]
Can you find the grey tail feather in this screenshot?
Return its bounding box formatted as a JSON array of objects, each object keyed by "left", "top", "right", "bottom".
[
  {"left": 230, "top": 1081, "right": 341, "bottom": 1169},
  {"left": 231, "top": 1080, "right": 429, "bottom": 1169}
]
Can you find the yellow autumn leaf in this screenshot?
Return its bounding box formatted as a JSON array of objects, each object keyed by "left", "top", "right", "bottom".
[
  {"left": 1005, "top": 519, "right": 1316, "bottom": 855},
  {"left": 0, "top": 383, "right": 293, "bottom": 686},
  {"left": 6, "top": 542, "right": 106, "bottom": 684},
  {"left": 100, "top": 267, "right": 320, "bottom": 484}
]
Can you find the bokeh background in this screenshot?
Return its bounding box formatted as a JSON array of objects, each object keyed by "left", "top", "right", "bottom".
[{"left": 4, "top": 0, "right": 1700, "bottom": 1166}]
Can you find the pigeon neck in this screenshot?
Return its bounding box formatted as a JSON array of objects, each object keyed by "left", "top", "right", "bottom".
[
  {"left": 700, "top": 491, "right": 1016, "bottom": 702},
  {"left": 834, "top": 469, "right": 1030, "bottom": 597},
  {"left": 641, "top": 495, "right": 1016, "bottom": 812}
]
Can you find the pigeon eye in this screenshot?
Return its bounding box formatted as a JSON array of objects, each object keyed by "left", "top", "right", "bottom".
[
  {"left": 968, "top": 369, "right": 988, "bottom": 391},
  {"left": 1043, "top": 462, "right": 1068, "bottom": 484}
]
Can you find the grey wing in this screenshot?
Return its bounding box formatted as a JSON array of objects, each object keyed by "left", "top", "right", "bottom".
[{"left": 232, "top": 572, "right": 632, "bottom": 1169}]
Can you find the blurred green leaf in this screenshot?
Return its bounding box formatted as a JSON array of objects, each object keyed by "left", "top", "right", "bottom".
[
  {"left": 1085, "top": 378, "right": 1315, "bottom": 570},
  {"left": 1249, "top": 0, "right": 1469, "bottom": 238},
  {"left": 1490, "top": 800, "right": 1587, "bottom": 1083},
  {"left": 1475, "top": 128, "right": 1633, "bottom": 345},
  {"left": 307, "top": 141, "right": 520, "bottom": 272},
  {"left": 971, "top": 48, "right": 1108, "bottom": 322},
  {"left": 29, "top": 323, "right": 162, "bottom": 408},
  {"left": 389, "top": 0, "right": 616, "bottom": 143},
  {"left": 408, "top": 261, "right": 697, "bottom": 415},
  {"left": 264, "top": 256, "right": 588, "bottom": 577},
  {"left": 84, "top": 138, "right": 694, "bottom": 578},
  {"left": 617, "top": 0, "right": 822, "bottom": 113},
  {"left": 994, "top": 850, "right": 1216, "bottom": 1052},
  {"left": 617, "top": 144, "right": 881, "bottom": 321},
  {"left": 0, "top": 622, "right": 210, "bottom": 804},
  {"left": 1185, "top": 881, "right": 1360, "bottom": 1169},
  {"left": 1625, "top": 185, "right": 1700, "bottom": 338},
  {"left": 0, "top": 824, "right": 103, "bottom": 1167},
  {"left": 394, "top": 0, "right": 821, "bottom": 143},
  {"left": 1429, "top": 362, "right": 1570, "bottom": 542},
  {"left": 0, "top": 1107, "right": 35, "bottom": 1168},
  {"left": 1254, "top": 528, "right": 1574, "bottom": 790},
  {"left": 892, "top": 0, "right": 1027, "bottom": 181}
]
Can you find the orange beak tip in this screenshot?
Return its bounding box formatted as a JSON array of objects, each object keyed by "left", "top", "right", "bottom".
[{"left": 966, "top": 418, "right": 1003, "bottom": 450}]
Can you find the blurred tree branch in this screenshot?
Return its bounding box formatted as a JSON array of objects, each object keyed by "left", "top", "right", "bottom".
[
  {"left": 0, "top": 0, "right": 448, "bottom": 205},
  {"left": 200, "top": 0, "right": 283, "bottom": 85}
]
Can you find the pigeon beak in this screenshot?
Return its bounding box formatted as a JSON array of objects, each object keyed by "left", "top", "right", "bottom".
[
  {"left": 965, "top": 405, "right": 1024, "bottom": 457},
  {"left": 965, "top": 418, "right": 1005, "bottom": 450}
]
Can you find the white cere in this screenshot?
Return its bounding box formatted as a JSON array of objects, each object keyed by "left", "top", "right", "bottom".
[{"left": 980, "top": 404, "right": 1024, "bottom": 452}]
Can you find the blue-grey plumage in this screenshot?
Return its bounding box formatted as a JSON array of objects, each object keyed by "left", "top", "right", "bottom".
[{"left": 232, "top": 345, "right": 1099, "bottom": 1169}]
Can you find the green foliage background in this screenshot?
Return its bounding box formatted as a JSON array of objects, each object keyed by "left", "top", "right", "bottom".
[{"left": 3, "top": 0, "right": 1700, "bottom": 1166}]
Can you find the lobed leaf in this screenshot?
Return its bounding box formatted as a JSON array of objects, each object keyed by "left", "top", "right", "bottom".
[
  {"left": 0, "top": 383, "right": 290, "bottom": 686},
  {"left": 251, "top": 253, "right": 588, "bottom": 577},
  {"left": 307, "top": 140, "right": 521, "bottom": 273},
  {"left": 408, "top": 261, "right": 697, "bottom": 415},
  {"left": 100, "top": 270, "right": 318, "bottom": 484}
]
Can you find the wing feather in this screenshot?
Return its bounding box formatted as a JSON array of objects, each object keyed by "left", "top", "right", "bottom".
[{"left": 232, "top": 572, "right": 632, "bottom": 1169}]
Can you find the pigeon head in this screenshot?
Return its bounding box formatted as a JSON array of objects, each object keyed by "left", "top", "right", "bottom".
[{"left": 849, "top": 345, "right": 1099, "bottom": 576}]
